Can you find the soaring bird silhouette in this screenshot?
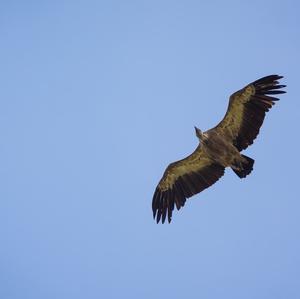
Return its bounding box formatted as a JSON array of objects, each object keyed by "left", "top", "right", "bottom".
[{"left": 152, "top": 75, "right": 286, "bottom": 223}]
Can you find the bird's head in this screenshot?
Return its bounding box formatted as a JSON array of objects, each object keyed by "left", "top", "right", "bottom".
[
  {"left": 194, "top": 126, "right": 203, "bottom": 139},
  {"left": 194, "top": 127, "right": 208, "bottom": 142}
]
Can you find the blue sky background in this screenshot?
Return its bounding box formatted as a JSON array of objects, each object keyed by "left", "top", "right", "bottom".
[{"left": 1, "top": 1, "right": 300, "bottom": 298}]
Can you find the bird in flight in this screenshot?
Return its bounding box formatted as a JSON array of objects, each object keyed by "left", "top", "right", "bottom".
[{"left": 152, "top": 75, "right": 286, "bottom": 223}]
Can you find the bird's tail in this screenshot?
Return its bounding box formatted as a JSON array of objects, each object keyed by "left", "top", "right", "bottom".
[{"left": 231, "top": 155, "right": 254, "bottom": 178}]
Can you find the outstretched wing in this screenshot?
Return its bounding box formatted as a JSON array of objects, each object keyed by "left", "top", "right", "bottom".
[
  {"left": 152, "top": 146, "right": 225, "bottom": 224},
  {"left": 208, "top": 75, "right": 286, "bottom": 151}
]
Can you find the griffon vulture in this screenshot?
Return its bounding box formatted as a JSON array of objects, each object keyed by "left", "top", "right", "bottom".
[{"left": 152, "top": 75, "right": 286, "bottom": 223}]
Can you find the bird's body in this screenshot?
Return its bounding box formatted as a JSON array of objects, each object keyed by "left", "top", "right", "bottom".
[
  {"left": 199, "top": 129, "right": 241, "bottom": 167},
  {"left": 152, "top": 75, "right": 286, "bottom": 223}
]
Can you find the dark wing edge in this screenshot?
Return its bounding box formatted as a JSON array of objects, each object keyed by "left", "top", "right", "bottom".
[
  {"left": 152, "top": 163, "right": 225, "bottom": 224},
  {"left": 211, "top": 75, "right": 286, "bottom": 151}
]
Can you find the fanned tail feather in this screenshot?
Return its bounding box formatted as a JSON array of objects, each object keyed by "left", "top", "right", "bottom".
[{"left": 232, "top": 155, "right": 254, "bottom": 178}]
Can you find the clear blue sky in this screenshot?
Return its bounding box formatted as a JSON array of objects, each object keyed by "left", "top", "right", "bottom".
[{"left": 1, "top": 1, "right": 299, "bottom": 298}]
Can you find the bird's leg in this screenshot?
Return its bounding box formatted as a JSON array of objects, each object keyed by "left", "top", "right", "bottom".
[{"left": 231, "top": 157, "right": 244, "bottom": 171}]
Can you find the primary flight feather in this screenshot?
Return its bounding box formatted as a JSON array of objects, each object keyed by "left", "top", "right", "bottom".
[{"left": 152, "top": 75, "right": 286, "bottom": 223}]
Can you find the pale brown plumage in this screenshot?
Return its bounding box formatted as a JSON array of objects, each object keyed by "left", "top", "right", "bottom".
[{"left": 152, "top": 75, "right": 286, "bottom": 223}]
